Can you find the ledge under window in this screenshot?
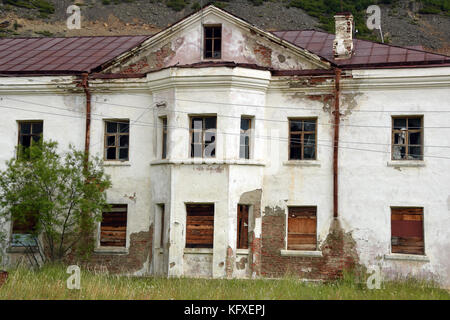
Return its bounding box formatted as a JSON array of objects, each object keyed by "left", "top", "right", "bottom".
[
  {"left": 283, "top": 160, "right": 321, "bottom": 167},
  {"left": 384, "top": 253, "right": 429, "bottom": 262},
  {"left": 151, "top": 159, "right": 265, "bottom": 166},
  {"left": 184, "top": 248, "right": 213, "bottom": 254},
  {"left": 94, "top": 247, "right": 128, "bottom": 255},
  {"left": 7, "top": 246, "right": 39, "bottom": 253},
  {"left": 387, "top": 160, "right": 425, "bottom": 168},
  {"left": 280, "top": 249, "right": 323, "bottom": 257},
  {"left": 236, "top": 248, "right": 250, "bottom": 255},
  {"left": 103, "top": 161, "right": 131, "bottom": 167}
]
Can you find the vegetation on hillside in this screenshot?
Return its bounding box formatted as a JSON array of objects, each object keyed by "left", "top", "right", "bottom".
[
  {"left": 1, "top": 0, "right": 54, "bottom": 18},
  {"left": 0, "top": 265, "right": 449, "bottom": 300}
]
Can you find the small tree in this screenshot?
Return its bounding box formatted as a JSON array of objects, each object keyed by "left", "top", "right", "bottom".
[{"left": 0, "top": 140, "right": 111, "bottom": 268}]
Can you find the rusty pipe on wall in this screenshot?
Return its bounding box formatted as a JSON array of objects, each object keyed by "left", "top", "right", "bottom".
[
  {"left": 81, "top": 73, "right": 91, "bottom": 157},
  {"left": 333, "top": 68, "right": 342, "bottom": 218}
]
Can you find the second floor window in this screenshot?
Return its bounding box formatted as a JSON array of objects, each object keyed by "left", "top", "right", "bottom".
[
  {"left": 190, "top": 116, "right": 216, "bottom": 158},
  {"left": 18, "top": 121, "right": 43, "bottom": 156},
  {"left": 392, "top": 116, "right": 423, "bottom": 160},
  {"left": 105, "top": 120, "right": 129, "bottom": 161},
  {"left": 204, "top": 25, "right": 221, "bottom": 59},
  {"left": 289, "top": 118, "right": 317, "bottom": 160},
  {"left": 240, "top": 118, "right": 252, "bottom": 159}
]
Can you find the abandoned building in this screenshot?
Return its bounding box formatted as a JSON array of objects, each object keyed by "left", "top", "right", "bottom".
[{"left": 0, "top": 5, "right": 449, "bottom": 286}]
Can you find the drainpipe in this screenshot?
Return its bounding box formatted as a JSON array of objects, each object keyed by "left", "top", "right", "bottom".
[
  {"left": 81, "top": 72, "right": 91, "bottom": 158},
  {"left": 333, "top": 68, "right": 342, "bottom": 218}
]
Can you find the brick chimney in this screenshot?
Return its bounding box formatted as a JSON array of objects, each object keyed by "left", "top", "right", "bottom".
[{"left": 333, "top": 12, "right": 354, "bottom": 60}]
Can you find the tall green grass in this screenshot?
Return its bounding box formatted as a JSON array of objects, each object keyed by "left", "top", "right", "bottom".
[{"left": 0, "top": 265, "right": 448, "bottom": 300}]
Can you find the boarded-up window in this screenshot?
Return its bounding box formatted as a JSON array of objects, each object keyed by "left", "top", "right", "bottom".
[
  {"left": 11, "top": 211, "right": 38, "bottom": 247},
  {"left": 287, "top": 207, "right": 317, "bottom": 251},
  {"left": 392, "top": 117, "right": 423, "bottom": 160},
  {"left": 391, "top": 207, "right": 424, "bottom": 255},
  {"left": 237, "top": 205, "right": 249, "bottom": 249},
  {"left": 104, "top": 120, "right": 129, "bottom": 161},
  {"left": 289, "top": 119, "right": 317, "bottom": 160},
  {"left": 204, "top": 25, "right": 221, "bottom": 59},
  {"left": 186, "top": 204, "right": 214, "bottom": 248},
  {"left": 100, "top": 205, "right": 127, "bottom": 247}
]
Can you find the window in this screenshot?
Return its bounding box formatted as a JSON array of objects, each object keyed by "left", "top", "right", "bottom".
[
  {"left": 104, "top": 120, "right": 129, "bottom": 161},
  {"left": 240, "top": 118, "right": 252, "bottom": 159},
  {"left": 204, "top": 25, "right": 221, "bottom": 59},
  {"left": 161, "top": 117, "right": 168, "bottom": 159},
  {"left": 11, "top": 211, "right": 37, "bottom": 247},
  {"left": 237, "top": 205, "right": 249, "bottom": 249},
  {"left": 190, "top": 116, "right": 216, "bottom": 158},
  {"left": 392, "top": 116, "right": 423, "bottom": 160},
  {"left": 18, "top": 121, "right": 43, "bottom": 157},
  {"left": 287, "top": 207, "right": 317, "bottom": 250},
  {"left": 186, "top": 204, "right": 214, "bottom": 248},
  {"left": 391, "top": 207, "right": 424, "bottom": 255},
  {"left": 158, "top": 204, "right": 165, "bottom": 248},
  {"left": 100, "top": 204, "right": 127, "bottom": 247},
  {"left": 289, "top": 119, "right": 316, "bottom": 160}
]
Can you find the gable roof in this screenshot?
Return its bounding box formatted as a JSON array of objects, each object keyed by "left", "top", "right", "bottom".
[
  {"left": 272, "top": 30, "right": 450, "bottom": 69},
  {"left": 0, "top": 35, "right": 149, "bottom": 75}
]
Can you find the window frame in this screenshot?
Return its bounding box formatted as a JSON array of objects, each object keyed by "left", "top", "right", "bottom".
[
  {"left": 391, "top": 116, "right": 424, "bottom": 161},
  {"left": 189, "top": 115, "right": 217, "bottom": 158},
  {"left": 99, "top": 204, "right": 128, "bottom": 248},
  {"left": 203, "top": 24, "right": 222, "bottom": 60},
  {"left": 104, "top": 119, "right": 130, "bottom": 161},
  {"left": 237, "top": 204, "right": 250, "bottom": 249},
  {"left": 185, "top": 203, "right": 215, "bottom": 249},
  {"left": 390, "top": 206, "right": 425, "bottom": 255},
  {"left": 288, "top": 118, "right": 317, "bottom": 161},
  {"left": 17, "top": 120, "right": 43, "bottom": 158},
  {"left": 10, "top": 211, "right": 38, "bottom": 248},
  {"left": 240, "top": 117, "right": 252, "bottom": 160},
  {"left": 286, "top": 206, "right": 317, "bottom": 251},
  {"left": 161, "top": 117, "right": 168, "bottom": 159}
]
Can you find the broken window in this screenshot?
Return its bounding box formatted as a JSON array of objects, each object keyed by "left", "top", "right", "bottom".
[
  {"left": 287, "top": 206, "right": 317, "bottom": 251},
  {"left": 391, "top": 207, "right": 424, "bottom": 255},
  {"left": 18, "top": 121, "right": 43, "bottom": 158},
  {"left": 190, "top": 116, "right": 216, "bottom": 158},
  {"left": 237, "top": 204, "right": 249, "bottom": 249},
  {"left": 240, "top": 118, "right": 252, "bottom": 159},
  {"left": 100, "top": 204, "right": 127, "bottom": 247},
  {"left": 186, "top": 204, "right": 214, "bottom": 248},
  {"left": 204, "top": 25, "right": 222, "bottom": 59},
  {"left": 161, "top": 117, "right": 168, "bottom": 159},
  {"left": 11, "top": 211, "right": 38, "bottom": 247},
  {"left": 392, "top": 117, "right": 423, "bottom": 160},
  {"left": 104, "top": 120, "right": 129, "bottom": 161},
  {"left": 289, "top": 119, "right": 317, "bottom": 160}
]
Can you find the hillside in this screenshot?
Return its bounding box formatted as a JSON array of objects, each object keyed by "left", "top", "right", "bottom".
[{"left": 0, "top": 0, "right": 449, "bottom": 54}]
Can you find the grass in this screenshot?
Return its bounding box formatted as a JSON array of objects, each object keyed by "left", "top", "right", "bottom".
[{"left": 0, "top": 265, "right": 449, "bottom": 300}]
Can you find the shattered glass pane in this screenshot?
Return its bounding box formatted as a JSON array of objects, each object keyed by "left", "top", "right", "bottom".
[
  {"left": 290, "top": 134, "right": 301, "bottom": 146},
  {"left": 290, "top": 120, "right": 303, "bottom": 132},
  {"left": 304, "top": 134, "right": 315, "bottom": 147},
  {"left": 304, "top": 120, "right": 316, "bottom": 132},
  {"left": 393, "top": 145, "right": 406, "bottom": 160},
  {"left": 120, "top": 135, "right": 129, "bottom": 147},
  {"left": 107, "top": 136, "right": 115, "bottom": 147},
  {"left": 394, "top": 132, "right": 406, "bottom": 144},
  {"left": 119, "top": 148, "right": 128, "bottom": 160},
  {"left": 304, "top": 147, "right": 315, "bottom": 159},
  {"left": 119, "top": 122, "right": 129, "bottom": 133},
  {"left": 408, "top": 146, "right": 422, "bottom": 160}
]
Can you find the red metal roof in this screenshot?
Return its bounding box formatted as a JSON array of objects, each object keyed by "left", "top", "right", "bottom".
[
  {"left": 0, "top": 35, "right": 149, "bottom": 75},
  {"left": 272, "top": 30, "right": 450, "bottom": 68}
]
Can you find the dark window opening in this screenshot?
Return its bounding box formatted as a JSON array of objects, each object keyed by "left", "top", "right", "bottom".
[
  {"left": 100, "top": 204, "right": 127, "bottom": 247},
  {"left": 289, "top": 119, "right": 317, "bottom": 160},
  {"left": 11, "top": 211, "right": 38, "bottom": 247},
  {"left": 186, "top": 204, "right": 214, "bottom": 248},
  {"left": 162, "top": 117, "right": 168, "bottom": 159},
  {"left": 159, "top": 204, "right": 165, "bottom": 248},
  {"left": 287, "top": 206, "right": 317, "bottom": 251},
  {"left": 237, "top": 205, "right": 249, "bottom": 249},
  {"left": 204, "top": 25, "right": 221, "bottom": 59},
  {"left": 392, "top": 116, "right": 423, "bottom": 160},
  {"left": 391, "top": 207, "right": 424, "bottom": 255},
  {"left": 104, "top": 120, "right": 129, "bottom": 161},
  {"left": 190, "top": 116, "right": 216, "bottom": 158},
  {"left": 18, "top": 121, "right": 43, "bottom": 158},
  {"left": 240, "top": 118, "right": 252, "bottom": 159}
]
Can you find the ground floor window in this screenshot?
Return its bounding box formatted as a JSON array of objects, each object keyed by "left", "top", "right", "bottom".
[
  {"left": 237, "top": 205, "right": 249, "bottom": 249},
  {"left": 185, "top": 204, "right": 214, "bottom": 248},
  {"left": 391, "top": 207, "right": 424, "bottom": 255},
  {"left": 11, "top": 211, "right": 37, "bottom": 247},
  {"left": 100, "top": 204, "right": 127, "bottom": 247},
  {"left": 287, "top": 206, "right": 317, "bottom": 251}
]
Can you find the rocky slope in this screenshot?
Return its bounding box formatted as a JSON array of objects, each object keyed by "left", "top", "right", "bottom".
[{"left": 0, "top": 0, "right": 449, "bottom": 54}]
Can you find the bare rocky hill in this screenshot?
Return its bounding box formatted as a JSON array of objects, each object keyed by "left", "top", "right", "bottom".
[{"left": 0, "top": 0, "right": 449, "bottom": 55}]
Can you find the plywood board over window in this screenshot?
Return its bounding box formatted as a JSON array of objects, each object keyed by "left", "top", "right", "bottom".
[
  {"left": 391, "top": 207, "right": 424, "bottom": 255},
  {"left": 186, "top": 204, "right": 214, "bottom": 248},
  {"left": 100, "top": 204, "right": 127, "bottom": 247},
  {"left": 287, "top": 207, "right": 317, "bottom": 251}
]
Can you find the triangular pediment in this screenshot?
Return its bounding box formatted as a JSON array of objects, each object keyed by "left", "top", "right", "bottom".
[{"left": 101, "top": 5, "right": 331, "bottom": 74}]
